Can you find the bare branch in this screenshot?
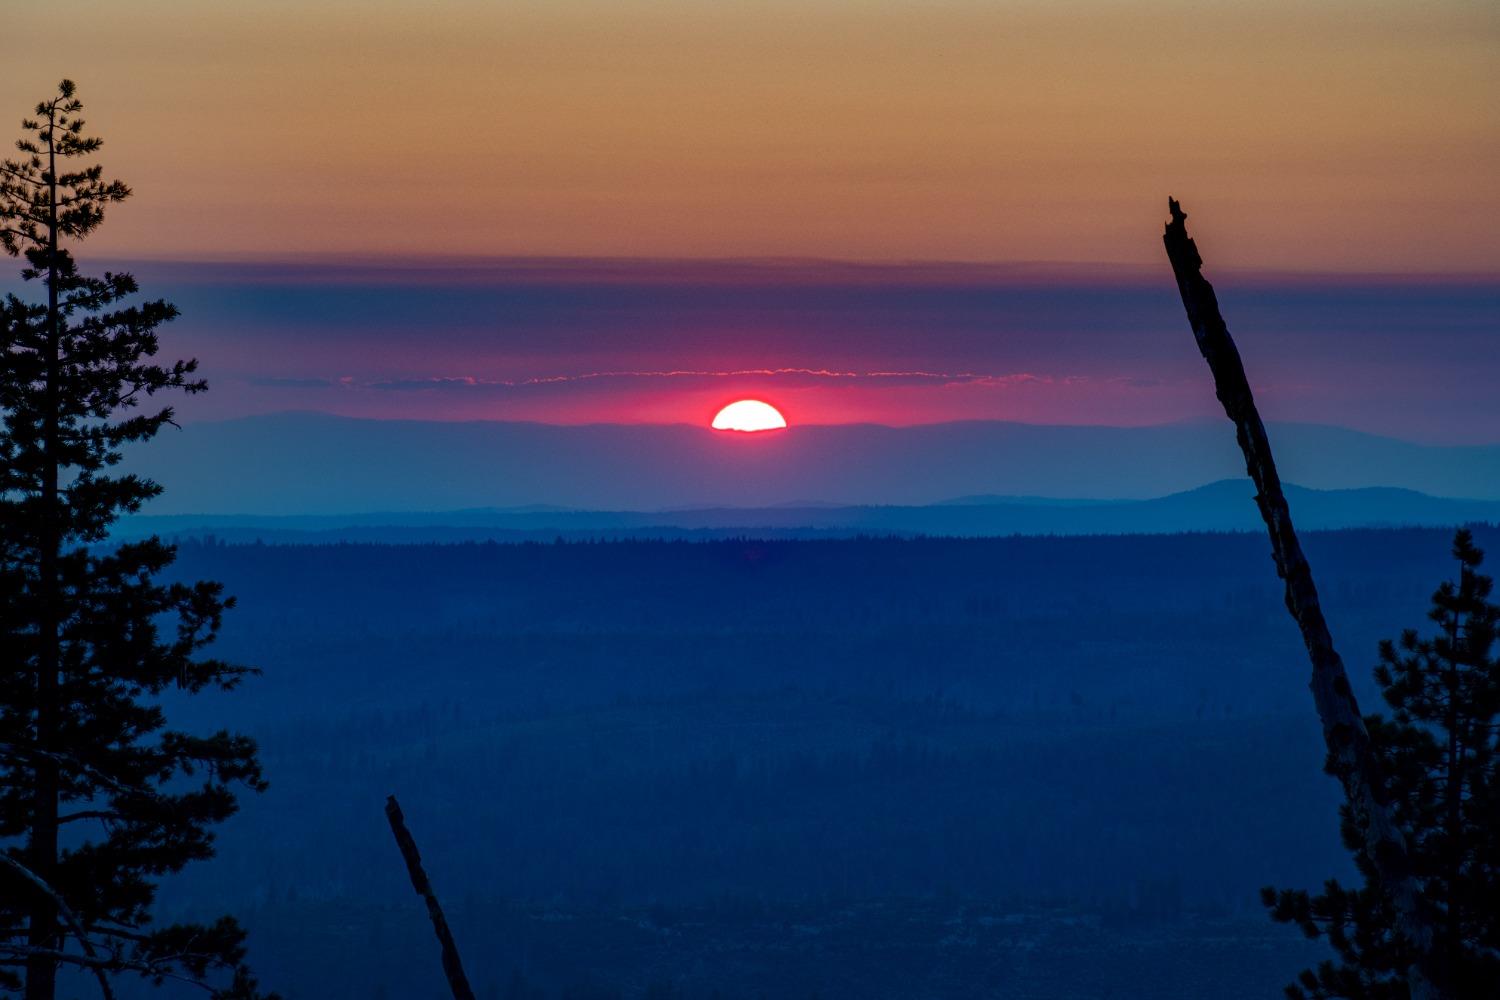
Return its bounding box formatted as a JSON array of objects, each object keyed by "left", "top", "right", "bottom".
[
  {"left": 0, "top": 854, "right": 117, "bottom": 1000},
  {"left": 385, "top": 795, "right": 477, "bottom": 1000}
]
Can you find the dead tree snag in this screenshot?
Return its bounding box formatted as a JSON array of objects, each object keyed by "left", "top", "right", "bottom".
[{"left": 1162, "top": 198, "right": 1448, "bottom": 999}]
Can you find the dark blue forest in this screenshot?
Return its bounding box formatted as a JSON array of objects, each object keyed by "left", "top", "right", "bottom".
[{"left": 107, "top": 527, "right": 1496, "bottom": 999}]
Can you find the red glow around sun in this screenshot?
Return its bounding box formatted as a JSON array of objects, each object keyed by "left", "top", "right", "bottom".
[{"left": 711, "top": 400, "right": 787, "bottom": 432}]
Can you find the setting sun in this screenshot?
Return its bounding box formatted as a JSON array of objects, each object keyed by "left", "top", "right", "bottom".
[{"left": 711, "top": 399, "right": 787, "bottom": 432}]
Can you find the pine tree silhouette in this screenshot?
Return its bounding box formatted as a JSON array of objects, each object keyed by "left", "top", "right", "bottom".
[
  {"left": 1263, "top": 530, "right": 1500, "bottom": 998},
  {"left": 0, "top": 81, "right": 273, "bottom": 999}
]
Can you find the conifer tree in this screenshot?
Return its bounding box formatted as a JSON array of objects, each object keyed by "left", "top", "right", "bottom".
[
  {"left": 1263, "top": 529, "right": 1500, "bottom": 999},
  {"left": 0, "top": 81, "right": 271, "bottom": 999}
]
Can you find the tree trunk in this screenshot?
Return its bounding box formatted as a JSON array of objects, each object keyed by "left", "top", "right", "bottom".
[
  {"left": 1161, "top": 198, "right": 1447, "bottom": 999},
  {"left": 384, "top": 795, "right": 476, "bottom": 1000},
  {"left": 1442, "top": 572, "right": 1463, "bottom": 982},
  {"left": 25, "top": 115, "right": 63, "bottom": 1000}
]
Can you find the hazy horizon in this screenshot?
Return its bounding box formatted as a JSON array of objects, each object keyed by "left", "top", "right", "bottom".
[
  {"left": 4, "top": 256, "right": 1490, "bottom": 444},
  {"left": 119, "top": 414, "right": 1500, "bottom": 515},
  {"left": 167, "top": 406, "right": 1500, "bottom": 441}
]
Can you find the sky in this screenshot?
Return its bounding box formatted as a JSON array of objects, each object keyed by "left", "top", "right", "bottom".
[
  {"left": 113, "top": 258, "right": 1498, "bottom": 443},
  {"left": 3, "top": 0, "right": 1498, "bottom": 442}
]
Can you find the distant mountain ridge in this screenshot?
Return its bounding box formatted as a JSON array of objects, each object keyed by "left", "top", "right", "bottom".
[
  {"left": 115, "top": 479, "right": 1500, "bottom": 544},
  {"left": 122, "top": 412, "right": 1500, "bottom": 515}
]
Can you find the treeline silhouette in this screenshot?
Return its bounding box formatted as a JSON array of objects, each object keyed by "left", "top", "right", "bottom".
[{"left": 128, "top": 528, "right": 1492, "bottom": 1000}]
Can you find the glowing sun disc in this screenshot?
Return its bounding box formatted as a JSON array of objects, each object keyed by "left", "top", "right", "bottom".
[{"left": 712, "top": 399, "right": 787, "bottom": 432}]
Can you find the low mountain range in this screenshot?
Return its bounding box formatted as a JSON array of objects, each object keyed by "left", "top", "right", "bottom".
[
  {"left": 116, "top": 480, "right": 1500, "bottom": 544},
  {"left": 123, "top": 412, "right": 1500, "bottom": 516}
]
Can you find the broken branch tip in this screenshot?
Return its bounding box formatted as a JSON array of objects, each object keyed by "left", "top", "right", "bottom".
[{"left": 1167, "top": 197, "right": 1187, "bottom": 227}]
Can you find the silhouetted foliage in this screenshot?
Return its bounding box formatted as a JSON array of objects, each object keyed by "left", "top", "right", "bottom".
[
  {"left": 1263, "top": 530, "right": 1500, "bottom": 998},
  {"left": 0, "top": 81, "right": 271, "bottom": 999}
]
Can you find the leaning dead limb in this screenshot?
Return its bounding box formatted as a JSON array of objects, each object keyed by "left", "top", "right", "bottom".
[
  {"left": 1161, "top": 198, "right": 1447, "bottom": 999},
  {"left": 0, "top": 794, "right": 261, "bottom": 998},
  {"left": 0, "top": 853, "right": 115, "bottom": 1000},
  {"left": 385, "top": 795, "right": 477, "bottom": 1000}
]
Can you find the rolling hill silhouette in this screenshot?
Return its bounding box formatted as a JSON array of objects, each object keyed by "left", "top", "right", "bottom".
[
  {"left": 116, "top": 480, "right": 1500, "bottom": 544},
  {"left": 125, "top": 412, "right": 1500, "bottom": 516}
]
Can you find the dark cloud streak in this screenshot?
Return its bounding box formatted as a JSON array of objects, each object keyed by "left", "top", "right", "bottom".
[{"left": 6, "top": 258, "right": 1489, "bottom": 443}]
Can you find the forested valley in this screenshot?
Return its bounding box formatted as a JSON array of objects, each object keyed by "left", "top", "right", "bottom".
[{"left": 120, "top": 528, "right": 1493, "bottom": 999}]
